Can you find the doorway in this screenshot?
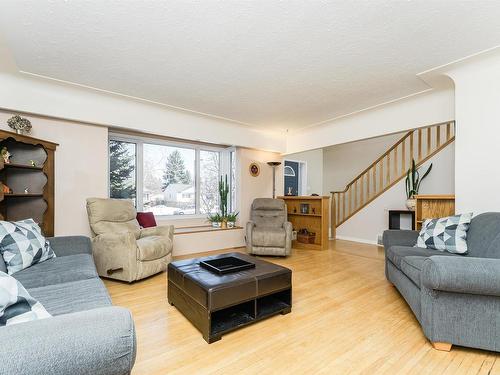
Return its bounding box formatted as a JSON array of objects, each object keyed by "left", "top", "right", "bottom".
[{"left": 283, "top": 160, "right": 306, "bottom": 196}]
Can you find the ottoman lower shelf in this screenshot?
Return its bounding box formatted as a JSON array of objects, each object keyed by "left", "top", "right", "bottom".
[{"left": 168, "top": 283, "right": 291, "bottom": 343}]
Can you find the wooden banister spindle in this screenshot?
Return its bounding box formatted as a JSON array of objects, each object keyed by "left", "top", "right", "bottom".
[
  {"left": 418, "top": 128, "right": 422, "bottom": 161},
  {"left": 410, "top": 132, "right": 414, "bottom": 162},
  {"left": 354, "top": 180, "right": 358, "bottom": 210},
  {"left": 402, "top": 138, "right": 406, "bottom": 173},
  {"left": 331, "top": 194, "right": 336, "bottom": 239},
  {"left": 372, "top": 167, "right": 377, "bottom": 196},
  {"left": 347, "top": 185, "right": 352, "bottom": 216},
  {"left": 394, "top": 145, "right": 398, "bottom": 178},
  {"left": 426, "top": 126, "right": 432, "bottom": 154},
  {"left": 436, "top": 125, "right": 441, "bottom": 148},
  {"left": 360, "top": 174, "right": 364, "bottom": 206},
  {"left": 386, "top": 152, "right": 391, "bottom": 185},
  {"left": 379, "top": 160, "right": 384, "bottom": 190},
  {"left": 342, "top": 192, "right": 345, "bottom": 222},
  {"left": 366, "top": 168, "right": 371, "bottom": 199},
  {"left": 446, "top": 122, "right": 451, "bottom": 140}
]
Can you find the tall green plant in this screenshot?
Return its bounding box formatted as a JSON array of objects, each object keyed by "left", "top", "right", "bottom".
[
  {"left": 218, "top": 175, "right": 229, "bottom": 218},
  {"left": 405, "top": 159, "right": 433, "bottom": 199}
]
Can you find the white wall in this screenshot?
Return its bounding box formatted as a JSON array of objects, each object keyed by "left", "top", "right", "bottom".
[
  {"left": 283, "top": 148, "right": 323, "bottom": 195},
  {"left": 336, "top": 143, "right": 455, "bottom": 244},
  {"left": 286, "top": 89, "right": 454, "bottom": 154},
  {"left": 0, "top": 72, "right": 285, "bottom": 152},
  {"left": 442, "top": 52, "right": 500, "bottom": 214},
  {"left": 172, "top": 229, "right": 245, "bottom": 256},
  {"left": 0, "top": 110, "right": 108, "bottom": 236},
  {"left": 237, "top": 148, "right": 284, "bottom": 226},
  {"left": 322, "top": 132, "right": 404, "bottom": 193}
]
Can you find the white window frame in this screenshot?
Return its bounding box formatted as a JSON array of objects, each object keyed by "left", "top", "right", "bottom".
[{"left": 109, "top": 133, "right": 234, "bottom": 219}]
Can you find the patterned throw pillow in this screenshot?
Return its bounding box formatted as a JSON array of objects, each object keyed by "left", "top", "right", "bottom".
[
  {"left": 0, "top": 271, "right": 51, "bottom": 326},
  {"left": 416, "top": 213, "right": 473, "bottom": 254},
  {"left": 0, "top": 219, "right": 56, "bottom": 275}
]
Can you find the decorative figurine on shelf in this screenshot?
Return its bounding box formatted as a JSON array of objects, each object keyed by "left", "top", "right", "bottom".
[
  {"left": 312, "top": 208, "right": 316, "bottom": 214},
  {"left": 287, "top": 187, "right": 293, "bottom": 196},
  {"left": 24, "top": 187, "right": 29, "bottom": 194},
  {"left": 293, "top": 207, "right": 297, "bottom": 213},
  {"left": 2, "top": 184, "right": 12, "bottom": 194},
  {"left": 7, "top": 115, "right": 32, "bottom": 135},
  {"left": 29, "top": 160, "right": 36, "bottom": 167},
  {"left": 1, "top": 147, "right": 12, "bottom": 164}
]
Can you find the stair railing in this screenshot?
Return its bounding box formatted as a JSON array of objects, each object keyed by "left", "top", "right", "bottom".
[{"left": 330, "top": 121, "right": 455, "bottom": 238}]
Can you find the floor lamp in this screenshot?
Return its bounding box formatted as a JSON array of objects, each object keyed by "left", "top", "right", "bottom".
[{"left": 267, "top": 161, "right": 282, "bottom": 199}]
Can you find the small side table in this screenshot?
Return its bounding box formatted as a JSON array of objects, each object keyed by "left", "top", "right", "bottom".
[{"left": 388, "top": 210, "right": 415, "bottom": 230}]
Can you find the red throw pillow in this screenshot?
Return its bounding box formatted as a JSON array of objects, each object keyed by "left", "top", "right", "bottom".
[{"left": 136, "top": 212, "right": 157, "bottom": 228}]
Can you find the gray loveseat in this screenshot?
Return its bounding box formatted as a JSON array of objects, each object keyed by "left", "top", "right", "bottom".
[
  {"left": 0, "top": 236, "right": 136, "bottom": 375},
  {"left": 383, "top": 212, "right": 500, "bottom": 352}
]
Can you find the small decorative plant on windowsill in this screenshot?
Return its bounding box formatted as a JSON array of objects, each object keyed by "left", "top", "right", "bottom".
[
  {"left": 405, "top": 159, "right": 433, "bottom": 211},
  {"left": 226, "top": 212, "right": 239, "bottom": 228},
  {"left": 207, "top": 213, "right": 222, "bottom": 228}
]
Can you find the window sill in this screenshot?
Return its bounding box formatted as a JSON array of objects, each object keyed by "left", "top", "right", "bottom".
[
  {"left": 155, "top": 214, "right": 208, "bottom": 220},
  {"left": 174, "top": 225, "right": 243, "bottom": 235}
]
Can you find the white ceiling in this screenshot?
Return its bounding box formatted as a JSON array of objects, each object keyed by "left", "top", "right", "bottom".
[{"left": 1, "top": 1, "right": 500, "bottom": 131}]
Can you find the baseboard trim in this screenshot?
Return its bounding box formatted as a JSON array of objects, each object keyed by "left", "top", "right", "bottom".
[{"left": 335, "top": 235, "right": 379, "bottom": 246}]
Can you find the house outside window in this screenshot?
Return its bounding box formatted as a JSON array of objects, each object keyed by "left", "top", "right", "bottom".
[{"left": 108, "top": 133, "right": 236, "bottom": 217}]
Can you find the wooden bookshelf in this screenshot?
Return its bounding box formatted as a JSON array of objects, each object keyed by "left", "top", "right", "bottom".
[
  {"left": 278, "top": 196, "right": 330, "bottom": 250},
  {"left": 0, "top": 130, "right": 58, "bottom": 236}
]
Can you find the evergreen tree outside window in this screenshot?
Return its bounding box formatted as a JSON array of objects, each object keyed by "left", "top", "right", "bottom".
[{"left": 109, "top": 140, "right": 136, "bottom": 202}]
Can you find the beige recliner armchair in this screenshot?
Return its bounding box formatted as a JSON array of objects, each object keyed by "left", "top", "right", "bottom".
[
  {"left": 86, "top": 198, "right": 173, "bottom": 282},
  {"left": 246, "top": 198, "right": 292, "bottom": 257}
]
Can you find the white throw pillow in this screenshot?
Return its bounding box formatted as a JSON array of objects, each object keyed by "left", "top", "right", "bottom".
[
  {"left": 416, "top": 213, "right": 473, "bottom": 254},
  {"left": 0, "top": 271, "right": 51, "bottom": 326},
  {"left": 0, "top": 219, "right": 56, "bottom": 274}
]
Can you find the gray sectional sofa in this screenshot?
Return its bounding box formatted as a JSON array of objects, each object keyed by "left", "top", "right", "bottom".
[
  {"left": 0, "top": 236, "right": 136, "bottom": 375},
  {"left": 383, "top": 212, "right": 500, "bottom": 352}
]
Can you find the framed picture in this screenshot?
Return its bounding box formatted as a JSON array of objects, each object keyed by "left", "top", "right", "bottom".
[{"left": 249, "top": 162, "right": 260, "bottom": 177}]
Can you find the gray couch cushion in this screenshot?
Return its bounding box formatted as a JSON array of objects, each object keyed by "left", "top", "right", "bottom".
[
  {"left": 13, "top": 254, "right": 98, "bottom": 289},
  {"left": 400, "top": 256, "right": 426, "bottom": 287},
  {"left": 467, "top": 212, "right": 500, "bottom": 258},
  {"left": 28, "top": 278, "right": 112, "bottom": 316},
  {"left": 386, "top": 246, "right": 458, "bottom": 270},
  {"left": 252, "top": 227, "right": 286, "bottom": 247}
]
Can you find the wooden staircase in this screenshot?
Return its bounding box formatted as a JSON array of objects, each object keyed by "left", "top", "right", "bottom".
[{"left": 330, "top": 121, "right": 455, "bottom": 238}]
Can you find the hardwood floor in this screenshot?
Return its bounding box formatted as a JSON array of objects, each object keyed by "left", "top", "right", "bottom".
[{"left": 104, "top": 240, "right": 500, "bottom": 374}]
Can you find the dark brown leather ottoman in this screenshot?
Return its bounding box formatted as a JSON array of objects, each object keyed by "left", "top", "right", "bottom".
[{"left": 167, "top": 252, "right": 292, "bottom": 343}]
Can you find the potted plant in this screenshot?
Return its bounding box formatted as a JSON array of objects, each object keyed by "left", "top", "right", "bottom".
[
  {"left": 219, "top": 175, "right": 229, "bottom": 228},
  {"left": 226, "top": 212, "right": 239, "bottom": 228},
  {"left": 405, "top": 159, "right": 433, "bottom": 211},
  {"left": 207, "top": 213, "right": 222, "bottom": 228}
]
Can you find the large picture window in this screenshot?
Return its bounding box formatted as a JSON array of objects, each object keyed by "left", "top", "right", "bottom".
[{"left": 109, "top": 134, "right": 235, "bottom": 217}]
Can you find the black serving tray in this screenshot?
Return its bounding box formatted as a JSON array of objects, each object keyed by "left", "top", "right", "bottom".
[{"left": 200, "top": 256, "right": 255, "bottom": 275}]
